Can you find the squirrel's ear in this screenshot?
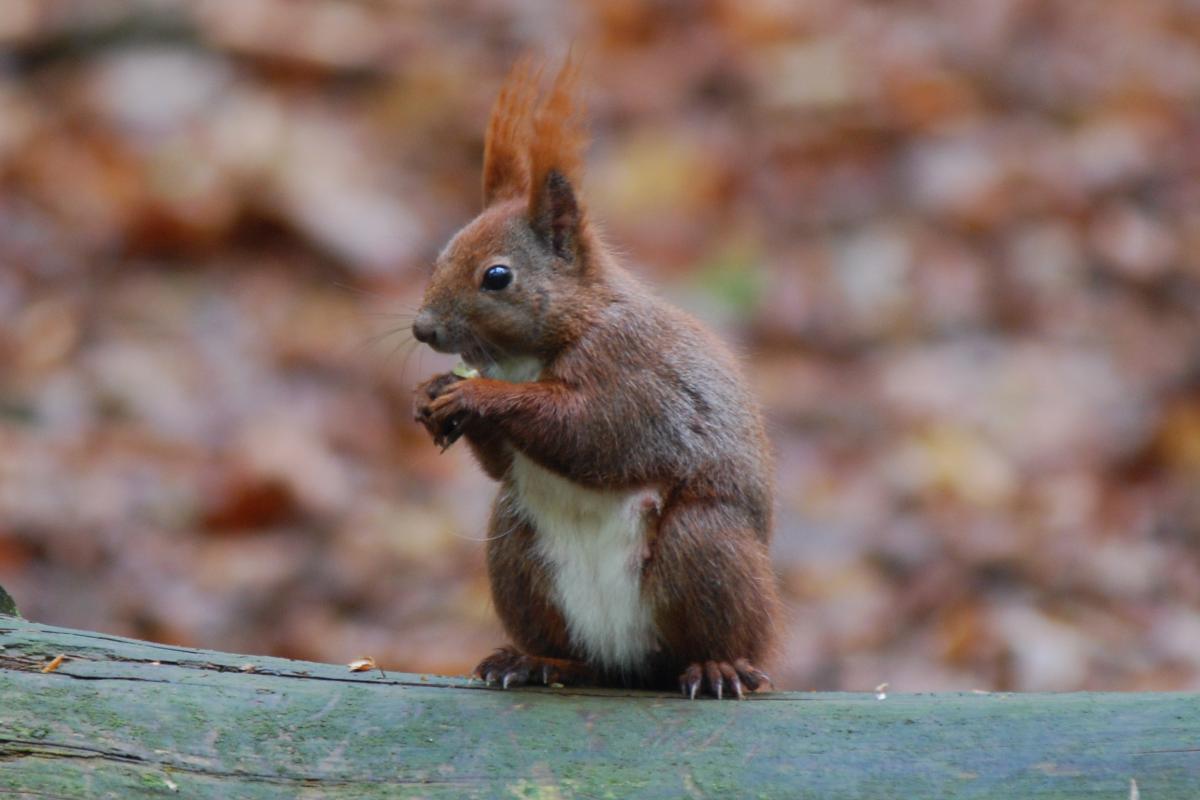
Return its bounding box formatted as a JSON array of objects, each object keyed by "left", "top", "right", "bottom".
[
  {"left": 528, "top": 55, "right": 588, "bottom": 263},
  {"left": 482, "top": 58, "right": 538, "bottom": 207},
  {"left": 531, "top": 169, "right": 581, "bottom": 260}
]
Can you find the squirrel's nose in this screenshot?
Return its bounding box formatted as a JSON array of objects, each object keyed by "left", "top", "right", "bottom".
[{"left": 412, "top": 313, "right": 438, "bottom": 346}]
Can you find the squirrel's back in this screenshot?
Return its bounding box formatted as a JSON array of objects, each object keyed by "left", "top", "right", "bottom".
[{"left": 534, "top": 263, "right": 772, "bottom": 528}]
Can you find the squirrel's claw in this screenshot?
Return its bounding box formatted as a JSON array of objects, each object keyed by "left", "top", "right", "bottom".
[
  {"left": 679, "top": 659, "right": 768, "bottom": 700},
  {"left": 437, "top": 416, "right": 467, "bottom": 452},
  {"left": 732, "top": 658, "right": 772, "bottom": 691},
  {"left": 413, "top": 372, "right": 471, "bottom": 451},
  {"left": 705, "top": 662, "right": 723, "bottom": 699},
  {"left": 680, "top": 663, "right": 702, "bottom": 699},
  {"left": 501, "top": 661, "right": 531, "bottom": 689},
  {"left": 474, "top": 646, "right": 593, "bottom": 691}
]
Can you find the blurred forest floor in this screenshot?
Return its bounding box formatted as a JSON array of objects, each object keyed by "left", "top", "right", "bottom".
[{"left": 2, "top": 0, "right": 1200, "bottom": 691}]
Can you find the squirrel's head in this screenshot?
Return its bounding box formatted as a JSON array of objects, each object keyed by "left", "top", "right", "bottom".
[{"left": 414, "top": 57, "right": 599, "bottom": 369}]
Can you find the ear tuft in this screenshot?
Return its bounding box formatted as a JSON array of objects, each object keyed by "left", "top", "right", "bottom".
[
  {"left": 528, "top": 55, "right": 589, "bottom": 260},
  {"left": 482, "top": 57, "right": 539, "bottom": 207}
]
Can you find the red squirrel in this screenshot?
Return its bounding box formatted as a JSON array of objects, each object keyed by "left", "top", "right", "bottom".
[{"left": 412, "top": 57, "right": 779, "bottom": 699}]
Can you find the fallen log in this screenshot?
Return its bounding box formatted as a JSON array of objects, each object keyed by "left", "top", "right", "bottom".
[{"left": 1, "top": 612, "right": 1197, "bottom": 798}]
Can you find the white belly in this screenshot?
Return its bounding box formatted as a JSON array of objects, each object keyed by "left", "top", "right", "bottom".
[{"left": 509, "top": 452, "right": 659, "bottom": 674}]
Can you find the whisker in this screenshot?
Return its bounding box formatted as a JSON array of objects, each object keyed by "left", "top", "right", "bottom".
[
  {"left": 363, "top": 311, "right": 418, "bottom": 320},
  {"left": 469, "top": 327, "right": 510, "bottom": 375},
  {"left": 355, "top": 320, "right": 424, "bottom": 386},
  {"left": 385, "top": 329, "right": 417, "bottom": 368},
  {"left": 468, "top": 331, "right": 500, "bottom": 375},
  {"left": 331, "top": 281, "right": 420, "bottom": 310},
  {"left": 397, "top": 337, "right": 422, "bottom": 383},
  {"left": 448, "top": 500, "right": 521, "bottom": 543},
  {"left": 360, "top": 325, "right": 415, "bottom": 351}
]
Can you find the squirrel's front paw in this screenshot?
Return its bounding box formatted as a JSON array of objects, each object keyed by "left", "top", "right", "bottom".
[
  {"left": 428, "top": 382, "right": 479, "bottom": 451},
  {"left": 413, "top": 372, "right": 466, "bottom": 449}
]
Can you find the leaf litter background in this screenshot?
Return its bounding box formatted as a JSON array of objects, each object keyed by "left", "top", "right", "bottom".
[{"left": 2, "top": 0, "right": 1200, "bottom": 692}]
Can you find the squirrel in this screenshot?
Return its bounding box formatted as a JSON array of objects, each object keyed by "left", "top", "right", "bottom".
[{"left": 412, "top": 57, "right": 780, "bottom": 699}]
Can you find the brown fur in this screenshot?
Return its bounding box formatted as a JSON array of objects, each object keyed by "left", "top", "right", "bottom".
[
  {"left": 527, "top": 55, "right": 590, "bottom": 260},
  {"left": 529, "top": 55, "right": 586, "bottom": 195},
  {"left": 482, "top": 58, "right": 538, "bottom": 207},
  {"left": 413, "top": 58, "right": 780, "bottom": 697}
]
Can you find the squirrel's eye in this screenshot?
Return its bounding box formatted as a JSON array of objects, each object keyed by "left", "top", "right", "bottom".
[{"left": 481, "top": 265, "right": 513, "bottom": 291}]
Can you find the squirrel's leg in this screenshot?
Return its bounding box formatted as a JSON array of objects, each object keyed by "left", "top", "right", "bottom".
[
  {"left": 475, "top": 495, "right": 594, "bottom": 688},
  {"left": 644, "top": 501, "right": 779, "bottom": 699},
  {"left": 462, "top": 426, "right": 512, "bottom": 481}
]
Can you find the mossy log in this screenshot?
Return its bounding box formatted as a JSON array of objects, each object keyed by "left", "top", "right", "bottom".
[{"left": 1, "top": 614, "right": 1198, "bottom": 798}]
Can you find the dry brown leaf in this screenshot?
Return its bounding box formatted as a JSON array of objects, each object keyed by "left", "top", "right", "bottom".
[{"left": 347, "top": 656, "right": 376, "bottom": 672}]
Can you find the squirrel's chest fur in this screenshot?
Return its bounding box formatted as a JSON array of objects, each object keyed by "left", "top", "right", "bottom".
[
  {"left": 508, "top": 453, "right": 660, "bottom": 673},
  {"left": 486, "top": 356, "right": 662, "bottom": 673}
]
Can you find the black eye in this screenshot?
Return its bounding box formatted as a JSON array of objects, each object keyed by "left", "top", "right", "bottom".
[{"left": 481, "top": 265, "right": 512, "bottom": 291}]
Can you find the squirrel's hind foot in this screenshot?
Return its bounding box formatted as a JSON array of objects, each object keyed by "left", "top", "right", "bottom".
[
  {"left": 679, "top": 659, "right": 772, "bottom": 700},
  {"left": 474, "top": 646, "right": 593, "bottom": 689}
]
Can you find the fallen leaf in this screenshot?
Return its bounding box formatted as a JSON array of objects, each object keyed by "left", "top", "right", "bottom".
[{"left": 347, "top": 656, "right": 376, "bottom": 672}]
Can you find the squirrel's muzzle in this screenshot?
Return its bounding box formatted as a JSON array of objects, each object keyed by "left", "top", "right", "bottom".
[{"left": 412, "top": 313, "right": 440, "bottom": 347}]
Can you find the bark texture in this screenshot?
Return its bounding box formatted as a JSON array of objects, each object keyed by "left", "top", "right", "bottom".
[{"left": 1, "top": 615, "right": 1197, "bottom": 799}]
